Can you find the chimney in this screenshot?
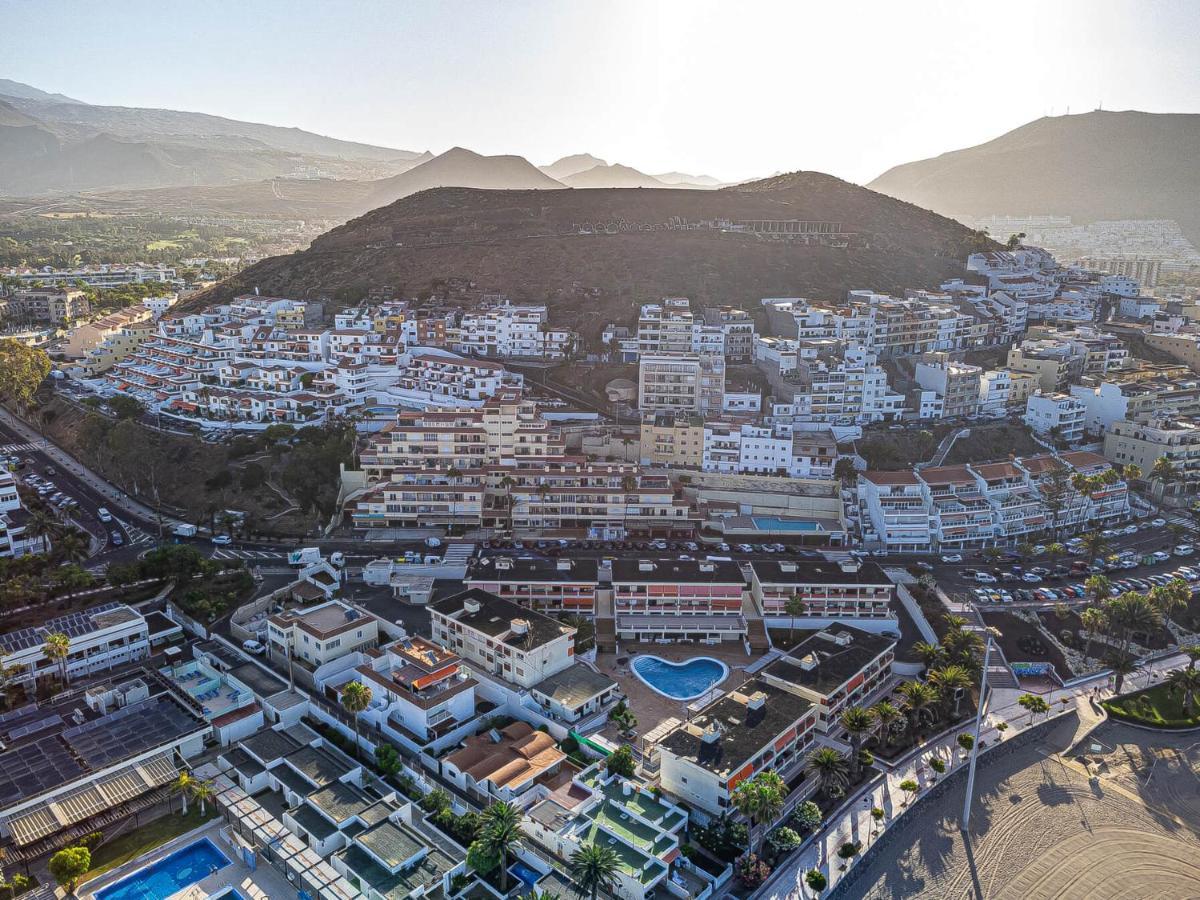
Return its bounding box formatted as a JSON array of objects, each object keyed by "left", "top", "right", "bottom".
[
  {"left": 495, "top": 558, "right": 512, "bottom": 571},
  {"left": 701, "top": 722, "right": 722, "bottom": 744},
  {"left": 744, "top": 691, "right": 768, "bottom": 727},
  {"left": 463, "top": 597, "right": 482, "bottom": 614},
  {"left": 510, "top": 619, "right": 530, "bottom": 636},
  {"left": 745, "top": 691, "right": 766, "bottom": 712}
]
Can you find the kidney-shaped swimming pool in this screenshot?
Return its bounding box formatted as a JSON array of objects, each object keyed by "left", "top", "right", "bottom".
[{"left": 631, "top": 655, "right": 728, "bottom": 700}]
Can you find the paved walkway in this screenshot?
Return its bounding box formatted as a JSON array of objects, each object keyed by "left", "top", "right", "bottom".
[{"left": 756, "top": 651, "right": 1190, "bottom": 900}]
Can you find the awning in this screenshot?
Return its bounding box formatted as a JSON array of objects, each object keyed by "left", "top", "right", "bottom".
[{"left": 4, "top": 752, "right": 178, "bottom": 846}]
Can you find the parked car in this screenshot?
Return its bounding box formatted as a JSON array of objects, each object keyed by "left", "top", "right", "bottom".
[
  {"left": 975, "top": 572, "right": 997, "bottom": 584},
  {"left": 211, "top": 534, "right": 232, "bottom": 545},
  {"left": 1022, "top": 572, "right": 1043, "bottom": 583},
  {"left": 915, "top": 561, "right": 934, "bottom": 572},
  {"left": 1152, "top": 551, "right": 1172, "bottom": 563},
  {"left": 109, "top": 532, "right": 124, "bottom": 546},
  {"left": 242, "top": 640, "right": 265, "bottom": 655},
  {"left": 1151, "top": 518, "right": 1167, "bottom": 528},
  {"left": 942, "top": 553, "right": 963, "bottom": 563},
  {"left": 97, "top": 507, "right": 113, "bottom": 522},
  {"left": 1175, "top": 545, "right": 1195, "bottom": 557}
]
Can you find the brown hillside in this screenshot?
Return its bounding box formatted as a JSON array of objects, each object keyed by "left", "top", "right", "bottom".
[{"left": 189, "top": 171, "right": 995, "bottom": 335}]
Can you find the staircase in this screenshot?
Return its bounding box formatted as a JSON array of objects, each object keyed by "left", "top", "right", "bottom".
[
  {"left": 594, "top": 588, "right": 618, "bottom": 653},
  {"left": 743, "top": 596, "right": 772, "bottom": 653}
]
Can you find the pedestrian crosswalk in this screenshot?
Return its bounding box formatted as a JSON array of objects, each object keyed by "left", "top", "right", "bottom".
[
  {"left": 1166, "top": 512, "right": 1198, "bottom": 534},
  {"left": 211, "top": 548, "right": 288, "bottom": 561},
  {"left": 0, "top": 442, "right": 39, "bottom": 455}
]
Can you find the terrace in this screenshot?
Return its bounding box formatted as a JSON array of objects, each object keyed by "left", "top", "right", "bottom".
[{"left": 161, "top": 659, "right": 254, "bottom": 722}]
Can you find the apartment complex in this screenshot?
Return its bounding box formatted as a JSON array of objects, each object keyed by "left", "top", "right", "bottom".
[
  {"left": 638, "top": 352, "right": 725, "bottom": 414},
  {"left": 266, "top": 600, "right": 380, "bottom": 672},
  {"left": 451, "top": 300, "right": 575, "bottom": 360},
  {"left": 464, "top": 556, "right": 600, "bottom": 614},
  {"left": 5, "top": 288, "right": 90, "bottom": 324},
  {"left": 1104, "top": 416, "right": 1200, "bottom": 488},
  {"left": 748, "top": 559, "right": 895, "bottom": 624},
  {"left": 610, "top": 558, "right": 746, "bottom": 643}
]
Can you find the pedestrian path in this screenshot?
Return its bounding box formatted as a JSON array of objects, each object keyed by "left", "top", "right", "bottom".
[{"left": 755, "top": 651, "right": 1189, "bottom": 900}]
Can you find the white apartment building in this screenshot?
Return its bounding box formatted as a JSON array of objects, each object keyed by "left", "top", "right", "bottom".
[
  {"left": 7, "top": 265, "right": 176, "bottom": 287},
  {"left": 1104, "top": 416, "right": 1200, "bottom": 488},
  {"left": 452, "top": 301, "right": 574, "bottom": 359},
  {"left": 768, "top": 343, "right": 904, "bottom": 426},
  {"left": 1024, "top": 391, "right": 1087, "bottom": 443},
  {"left": 0, "top": 602, "right": 155, "bottom": 687},
  {"left": 700, "top": 422, "right": 837, "bottom": 479},
  {"left": 748, "top": 560, "right": 895, "bottom": 625},
  {"left": 978, "top": 369, "right": 1013, "bottom": 417},
  {"left": 266, "top": 600, "right": 380, "bottom": 673},
  {"left": 430, "top": 589, "right": 576, "bottom": 690},
  {"left": 392, "top": 351, "right": 515, "bottom": 405},
  {"left": 638, "top": 352, "right": 724, "bottom": 414},
  {"left": 914, "top": 353, "right": 982, "bottom": 420}
]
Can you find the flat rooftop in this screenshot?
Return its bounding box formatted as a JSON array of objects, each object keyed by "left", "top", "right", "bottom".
[
  {"left": 0, "top": 602, "right": 141, "bottom": 654},
  {"left": 610, "top": 558, "right": 745, "bottom": 585},
  {"left": 750, "top": 559, "right": 892, "bottom": 586},
  {"left": 430, "top": 588, "right": 572, "bottom": 650},
  {"left": 764, "top": 625, "right": 895, "bottom": 696},
  {"left": 467, "top": 556, "right": 600, "bottom": 583}
]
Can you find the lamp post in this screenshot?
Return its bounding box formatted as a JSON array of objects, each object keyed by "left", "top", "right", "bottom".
[{"left": 961, "top": 636, "right": 993, "bottom": 831}]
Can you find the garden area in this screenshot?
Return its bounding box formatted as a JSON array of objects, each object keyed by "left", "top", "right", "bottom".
[
  {"left": 983, "top": 610, "right": 1076, "bottom": 679},
  {"left": 1103, "top": 679, "right": 1200, "bottom": 730},
  {"left": 79, "top": 806, "right": 219, "bottom": 887}
]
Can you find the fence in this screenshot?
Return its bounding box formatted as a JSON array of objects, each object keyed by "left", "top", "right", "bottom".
[{"left": 165, "top": 601, "right": 209, "bottom": 639}]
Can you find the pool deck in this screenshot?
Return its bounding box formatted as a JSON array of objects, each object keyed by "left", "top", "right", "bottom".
[
  {"left": 79, "top": 821, "right": 293, "bottom": 900},
  {"left": 594, "top": 641, "right": 761, "bottom": 744}
]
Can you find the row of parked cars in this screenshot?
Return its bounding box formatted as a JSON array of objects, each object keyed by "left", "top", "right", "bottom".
[{"left": 972, "top": 567, "right": 1200, "bottom": 605}]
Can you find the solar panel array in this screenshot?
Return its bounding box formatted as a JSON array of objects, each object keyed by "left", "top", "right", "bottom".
[
  {"left": 7, "top": 713, "right": 63, "bottom": 741},
  {"left": 63, "top": 695, "right": 200, "bottom": 769},
  {"left": 0, "top": 736, "right": 84, "bottom": 806},
  {"left": 0, "top": 602, "right": 125, "bottom": 653}
]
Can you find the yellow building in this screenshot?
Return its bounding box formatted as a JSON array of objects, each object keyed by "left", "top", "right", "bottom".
[
  {"left": 64, "top": 305, "right": 153, "bottom": 358},
  {"left": 639, "top": 411, "right": 705, "bottom": 469},
  {"left": 78, "top": 321, "right": 157, "bottom": 376}
]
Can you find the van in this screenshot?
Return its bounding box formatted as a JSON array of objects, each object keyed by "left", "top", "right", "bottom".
[{"left": 974, "top": 572, "right": 997, "bottom": 584}]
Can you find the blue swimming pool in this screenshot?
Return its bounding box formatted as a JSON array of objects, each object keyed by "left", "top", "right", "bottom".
[
  {"left": 631, "top": 656, "right": 728, "bottom": 700},
  {"left": 509, "top": 860, "right": 544, "bottom": 888},
  {"left": 751, "top": 517, "right": 821, "bottom": 532},
  {"left": 94, "top": 838, "right": 231, "bottom": 900}
]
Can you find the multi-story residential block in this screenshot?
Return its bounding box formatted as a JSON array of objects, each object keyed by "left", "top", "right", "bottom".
[
  {"left": 1069, "top": 369, "right": 1200, "bottom": 435},
  {"left": 76, "top": 319, "right": 158, "bottom": 377},
  {"left": 766, "top": 343, "right": 904, "bottom": 426},
  {"left": 699, "top": 421, "right": 837, "bottom": 479},
  {"left": 266, "top": 600, "right": 380, "bottom": 673},
  {"left": 63, "top": 305, "right": 154, "bottom": 358},
  {"left": 702, "top": 306, "right": 757, "bottom": 360},
  {"left": 0, "top": 602, "right": 159, "bottom": 686},
  {"left": 638, "top": 352, "right": 724, "bottom": 414},
  {"left": 9, "top": 288, "right": 89, "bottom": 323},
  {"left": 430, "top": 589, "right": 577, "bottom": 689},
  {"left": 914, "top": 353, "right": 982, "bottom": 419},
  {"left": 1144, "top": 331, "right": 1200, "bottom": 372},
  {"left": 978, "top": 368, "right": 1013, "bottom": 417},
  {"left": 610, "top": 558, "right": 746, "bottom": 643},
  {"left": 1006, "top": 341, "right": 1077, "bottom": 392},
  {"left": 1024, "top": 391, "right": 1087, "bottom": 443},
  {"left": 6, "top": 264, "right": 176, "bottom": 287},
  {"left": 106, "top": 329, "right": 236, "bottom": 402},
  {"left": 350, "top": 471, "right": 487, "bottom": 529},
  {"left": 748, "top": 560, "right": 895, "bottom": 624},
  {"left": 465, "top": 556, "right": 600, "bottom": 614},
  {"left": 0, "top": 471, "right": 47, "bottom": 558},
  {"left": 760, "top": 625, "right": 895, "bottom": 732},
  {"left": 393, "top": 351, "right": 516, "bottom": 405},
  {"left": 857, "top": 454, "right": 1130, "bottom": 552},
  {"left": 1104, "top": 416, "right": 1200, "bottom": 489},
  {"left": 1117, "top": 296, "right": 1161, "bottom": 320},
  {"left": 639, "top": 411, "right": 705, "bottom": 469},
  {"left": 452, "top": 300, "right": 574, "bottom": 359}
]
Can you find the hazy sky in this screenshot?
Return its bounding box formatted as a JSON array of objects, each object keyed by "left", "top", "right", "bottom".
[{"left": 4, "top": 0, "right": 1200, "bottom": 184}]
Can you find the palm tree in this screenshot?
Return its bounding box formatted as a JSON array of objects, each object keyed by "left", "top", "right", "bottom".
[
  {"left": 1183, "top": 645, "right": 1200, "bottom": 672},
  {"left": 912, "top": 641, "right": 944, "bottom": 669},
  {"left": 1084, "top": 574, "right": 1112, "bottom": 605},
  {"left": 42, "top": 632, "right": 71, "bottom": 685},
  {"left": 340, "top": 680, "right": 373, "bottom": 760},
  {"left": 805, "top": 747, "right": 850, "bottom": 800},
  {"left": 172, "top": 771, "right": 195, "bottom": 814},
  {"left": 1045, "top": 543, "right": 1066, "bottom": 567},
  {"left": 480, "top": 801, "right": 523, "bottom": 893},
  {"left": 840, "top": 707, "right": 876, "bottom": 782},
  {"left": 1079, "top": 531, "right": 1109, "bottom": 561},
  {"left": 1121, "top": 464, "right": 1142, "bottom": 483},
  {"left": 1168, "top": 667, "right": 1200, "bottom": 716},
  {"left": 498, "top": 474, "right": 516, "bottom": 534},
  {"left": 1106, "top": 592, "right": 1161, "bottom": 658},
  {"left": 191, "top": 780, "right": 213, "bottom": 817},
  {"left": 942, "top": 613, "right": 969, "bottom": 632},
  {"left": 1108, "top": 654, "right": 1137, "bottom": 694},
  {"left": 897, "top": 680, "right": 939, "bottom": 734},
  {"left": 941, "top": 628, "right": 984, "bottom": 669},
  {"left": 870, "top": 701, "right": 901, "bottom": 749},
  {"left": 784, "top": 593, "right": 807, "bottom": 646},
  {"left": 927, "top": 665, "right": 973, "bottom": 718},
  {"left": 1149, "top": 580, "right": 1190, "bottom": 621},
  {"left": 1080, "top": 607, "right": 1108, "bottom": 662},
  {"left": 569, "top": 843, "right": 622, "bottom": 900},
  {"left": 731, "top": 770, "right": 788, "bottom": 855},
  {"left": 1151, "top": 457, "right": 1179, "bottom": 493}
]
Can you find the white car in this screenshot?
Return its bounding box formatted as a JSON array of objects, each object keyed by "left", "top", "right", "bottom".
[
  {"left": 941, "top": 554, "right": 963, "bottom": 563},
  {"left": 1123, "top": 524, "right": 1139, "bottom": 535},
  {"left": 974, "top": 572, "right": 997, "bottom": 584},
  {"left": 1151, "top": 518, "right": 1167, "bottom": 528},
  {"left": 1022, "top": 572, "right": 1043, "bottom": 583},
  {"left": 242, "top": 639, "right": 265, "bottom": 655},
  {"left": 1175, "top": 545, "right": 1195, "bottom": 557},
  {"left": 97, "top": 507, "right": 113, "bottom": 522},
  {"left": 211, "top": 534, "right": 232, "bottom": 545}
]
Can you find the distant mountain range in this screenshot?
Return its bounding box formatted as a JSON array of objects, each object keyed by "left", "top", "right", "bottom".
[{"left": 869, "top": 110, "right": 1200, "bottom": 245}]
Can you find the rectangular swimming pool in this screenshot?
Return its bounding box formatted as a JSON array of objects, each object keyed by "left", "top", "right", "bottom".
[
  {"left": 751, "top": 516, "right": 821, "bottom": 532},
  {"left": 94, "top": 837, "right": 231, "bottom": 900}
]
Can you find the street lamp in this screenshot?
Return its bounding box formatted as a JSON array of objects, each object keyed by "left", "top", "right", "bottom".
[{"left": 961, "top": 635, "right": 993, "bottom": 831}]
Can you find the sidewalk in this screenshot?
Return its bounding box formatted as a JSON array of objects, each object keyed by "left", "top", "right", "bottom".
[
  {"left": 755, "top": 651, "right": 1189, "bottom": 900},
  {"left": 0, "top": 407, "right": 189, "bottom": 531}
]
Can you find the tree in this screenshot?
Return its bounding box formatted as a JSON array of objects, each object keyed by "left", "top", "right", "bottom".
[
  {"left": 605, "top": 743, "right": 636, "bottom": 778},
  {"left": 479, "top": 802, "right": 523, "bottom": 893},
  {"left": 1167, "top": 667, "right": 1200, "bottom": 716},
  {"left": 1183, "top": 645, "right": 1200, "bottom": 671},
  {"left": 1045, "top": 543, "right": 1066, "bottom": 566},
  {"left": 569, "top": 843, "right": 622, "bottom": 900},
  {"left": 732, "top": 770, "right": 788, "bottom": 855},
  {"left": 420, "top": 787, "right": 452, "bottom": 816},
  {"left": 1105, "top": 592, "right": 1160, "bottom": 658},
  {"left": 340, "top": 681, "right": 373, "bottom": 760},
  {"left": 805, "top": 747, "right": 850, "bottom": 800},
  {"left": 840, "top": 706, "right": 876, "bottom": 782},
  {"left": 0, "top": 339, "right": 51, "bottom": 409},
  {"left": 871, "top": 700, "right": 901, "bottom": 749},
  {"left": 1149, "top": 579, "right": 1190, "bottom": 620},
  {"left": 43, "top": 631, "right": 71, "bottom": 685},
  {"left": 805, "top": 868, "right": 827, "bottom": 896},
  {"left": 833, "top": 457, "right": 857, "bottom": 483},
  {"left": 1017, "top": 693, "right": 1050, "bottom": 724},
  {"left": 784, "top": 593, "right": 807, "bottom": 645},
  {"left": 1081, "top": 607, "right": 1108, "bottom": 662},
  {"left": 896, "top": 680, "right": 940, "bottom": 733},
  {"left": 792, "top": 800, "right": 822, "bottom": 832},
  {"left": 957, "top": 733, "right": 975, "bottom": 753},
  {"left": 49, "top": 846, "right": 91, "bottom": 895},
  {"left": 108, "top": 394, "right": 144, "bottom": 420},
  {"left": 191, "top": 780, "right": 213, "bottom": 817},
  {"left": 1005, "top": 231, "right": 1026, "bottom": 250},
  {"left": 898, "top": 779, "right": 919, "bottom": 806},
  {"left": 912, "top": 641, "right": 944, "bottom": 668},
  {"left": 928, "top": 665, "right": 973, "bottom": 718},
  {"left": 172, "top": 771, "right": 195, "bottom": 815},
  {"left": 870, "top": 806, "right": 885, "bottom": 832},
  {"left": 1084, "top": 575, "right": 1112, "bottom": 605},
  {"left": 1079, "top": 531, "right": 1110, "bottom": 561}
]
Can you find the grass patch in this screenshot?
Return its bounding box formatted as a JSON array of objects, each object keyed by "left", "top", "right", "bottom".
[
  {"left": 1103, "top": 683, "right": 1200, "bottom": 730},
  {"left": 82, "top": 806, "right": 219, "bottom": 884}
]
